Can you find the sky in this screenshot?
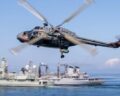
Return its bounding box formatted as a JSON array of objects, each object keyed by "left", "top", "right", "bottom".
[{"left": 0, "top": 0, "right": 120, "bottom": 74}]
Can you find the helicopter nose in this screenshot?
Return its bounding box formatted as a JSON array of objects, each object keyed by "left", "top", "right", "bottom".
[{"left": 17, "top": 32, "right": 29, "bottom": 42}]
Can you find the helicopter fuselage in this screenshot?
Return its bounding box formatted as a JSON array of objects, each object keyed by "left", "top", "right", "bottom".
[{"left": 17, "top": 26, "right": 76, "bottom": 53}]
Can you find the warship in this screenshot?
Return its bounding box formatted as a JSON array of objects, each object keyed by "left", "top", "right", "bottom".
[
  {"left": 0, "top": 58, "right": 52, "bottom": 87},
  {"left": 53, "top": 64, "right": 103, "bottom": 86},
  {"left": 0, "top": 58, "right": 103, "bottom": 87}
]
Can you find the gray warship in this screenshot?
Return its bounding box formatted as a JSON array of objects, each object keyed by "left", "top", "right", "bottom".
[{"left": 0, "top": 58, "right": 103, "bottom": 87}]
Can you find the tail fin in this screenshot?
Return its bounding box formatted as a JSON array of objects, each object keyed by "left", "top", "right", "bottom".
[{"left": 116, "top": 35, "right": 120, "bottom": 41}]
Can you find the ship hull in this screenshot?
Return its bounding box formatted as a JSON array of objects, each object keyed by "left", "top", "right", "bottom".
[
  {"left": 54, "top": 78, "right": 103, "bottom": 86},
  {"left": 0, "top": 80, "right": 49, "bottom": 87}
]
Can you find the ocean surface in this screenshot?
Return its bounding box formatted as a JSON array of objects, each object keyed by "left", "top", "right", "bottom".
[{"left": 0, "top": 74, "right": 120, "bottom": 96}]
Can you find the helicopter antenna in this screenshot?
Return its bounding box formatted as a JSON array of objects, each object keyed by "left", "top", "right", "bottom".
[{"left": 57, "top": 0, "right": 94, "bottom": 27}]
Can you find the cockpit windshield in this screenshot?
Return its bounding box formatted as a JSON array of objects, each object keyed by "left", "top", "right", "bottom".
[{"left": 34, "top": 26, "right": 43, "bottom": 30}]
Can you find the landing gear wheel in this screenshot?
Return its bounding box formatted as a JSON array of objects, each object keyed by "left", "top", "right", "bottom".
[{"left": 61, "top": 55, "right": 64, "bottom": 58}]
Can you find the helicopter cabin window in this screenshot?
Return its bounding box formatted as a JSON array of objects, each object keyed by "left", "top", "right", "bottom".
[{"left": 33, "top": 31, "right": 38, "bottom": 35}]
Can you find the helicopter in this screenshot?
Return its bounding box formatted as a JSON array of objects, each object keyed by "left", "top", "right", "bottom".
[{"left": 11, "top": 0, "right": 120, "bottom": 58}]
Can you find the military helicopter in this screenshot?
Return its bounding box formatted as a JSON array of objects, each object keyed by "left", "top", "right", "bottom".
[{"left": 11, "top": 0, "right": 120, "bottom": 58}]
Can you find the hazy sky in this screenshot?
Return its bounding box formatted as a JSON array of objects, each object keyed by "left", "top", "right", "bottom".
[{"left": 0, "top": 0, "right": 120, "bottom": 74}]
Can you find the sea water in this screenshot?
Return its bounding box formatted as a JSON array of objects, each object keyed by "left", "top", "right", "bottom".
[{"left": 0, "top": 74, "right": 120, "bottom": 96}]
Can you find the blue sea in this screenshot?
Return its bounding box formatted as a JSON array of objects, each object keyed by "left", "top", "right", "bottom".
[{"left": 0, "top": 74, "right": 120, "bottom": 96}]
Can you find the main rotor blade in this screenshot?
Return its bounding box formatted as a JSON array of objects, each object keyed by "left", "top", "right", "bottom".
[
  {"left": 57, "top": 0, "right": 94, "bottom": 27},
  {"left": 11, "top": 32, "right": 47, "bottom": 55},
  {"left": 62, "top": 32, "right": 97, "bottom": 55},
  {"left": 11, "top": 43, "right": 29, "bottom": 55},
  {"left": 19, "top": 0, "right": 52, "bottom": 26}
]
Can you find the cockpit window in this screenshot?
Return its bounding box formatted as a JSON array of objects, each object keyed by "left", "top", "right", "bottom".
[{"left": 34, "top": 26, "right": 43, "bottom": 30}]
